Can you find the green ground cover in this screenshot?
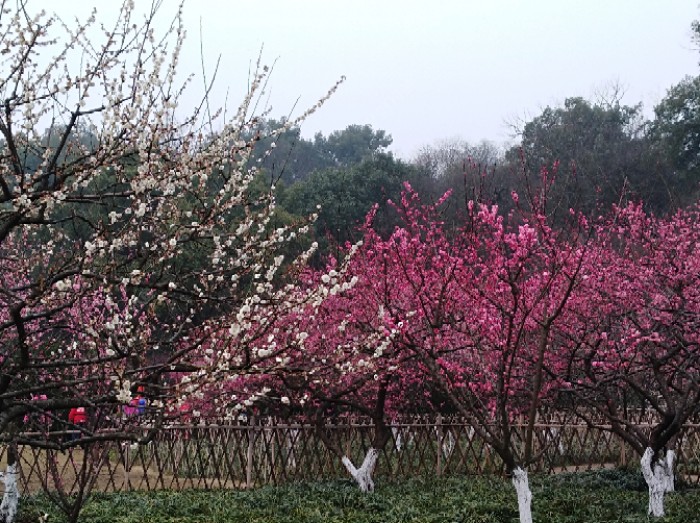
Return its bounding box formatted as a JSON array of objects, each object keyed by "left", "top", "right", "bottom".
[{"left": 17, "top": 469, "right": 700, "bottom": 523}]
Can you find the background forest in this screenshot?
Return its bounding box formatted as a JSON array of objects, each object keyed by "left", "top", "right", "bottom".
[{"left": 238, "top": 40, "right": 700, "bottom": 259}]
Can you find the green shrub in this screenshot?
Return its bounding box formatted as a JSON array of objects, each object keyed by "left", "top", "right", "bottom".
[{"left": 16, "top": 470, "right": 700, "bottom": 523}]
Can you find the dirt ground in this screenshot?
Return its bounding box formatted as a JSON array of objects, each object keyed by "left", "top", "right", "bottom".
[{"left": 0, "top": 446, "right": 243, "bottom": 495}]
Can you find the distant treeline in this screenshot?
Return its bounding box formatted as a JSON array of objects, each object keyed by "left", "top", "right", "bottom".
[{"left": 250, "top": 77, "right": 700, "bottom": 256}]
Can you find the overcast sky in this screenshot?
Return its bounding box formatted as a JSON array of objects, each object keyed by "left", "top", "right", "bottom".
[{"left": 46, "top": 1, "right": 700, "bottom": 158}]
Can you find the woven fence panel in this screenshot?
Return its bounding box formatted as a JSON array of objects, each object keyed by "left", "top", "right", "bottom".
[{"left": 4, "top": 419, "right": 700, "bottom": 495}]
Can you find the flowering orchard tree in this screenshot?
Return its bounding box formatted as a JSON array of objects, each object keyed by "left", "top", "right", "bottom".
[
  {"left": 562, "top": 202, "right": 700, "bottom": 518},
  {"left": 222, "top": 231, "right": 419, "bottom": 492},
  {"left": 0, "top": 2, "right": 341, "bottom": 521},
  {"left": 351, "top": 184, "right": 593, "bottom": 523}
]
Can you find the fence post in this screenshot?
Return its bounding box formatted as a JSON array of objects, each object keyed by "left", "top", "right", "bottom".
[
  {"left": 124, "top": 442, "right": 130, "bottom": 490},
  {"left": 246, "top": 416, "right": 256, "bottom": 489},
  {"left": 345, "top": 419, "right": 352, "bottom": 459},
  {"left": 619, "top": 435, "right": 627, "bottom": 467},
  {"left": 267, "top": 418, "right": 274, "bottom": 483},
  {"left": 269, "top": 425, "right": 274, "bottom": 482},
  {"left": 483, "top": 440, "right": 491, "bottom": 474},
  {"left": 436, "top": 415, "right": 442, "bottom": 477}
]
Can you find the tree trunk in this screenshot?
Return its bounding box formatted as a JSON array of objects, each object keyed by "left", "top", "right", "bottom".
[
  {"left": 664, "top": 450, "right": 675, "bottom": 493},
  {"left": 511, "top": 467, "right": 533, "bottom": 523},
  {"left": 392, "top": 426, "right": 403, "bottom": 451},
  {"left": 0, "top": 444, "right": 19, "bottom": 523},
  {"left": 640, "top": 447, "right": 674, "bottom": 517},
  {"left": 342, "top": 447, "right": 380, "bottom": 492}
]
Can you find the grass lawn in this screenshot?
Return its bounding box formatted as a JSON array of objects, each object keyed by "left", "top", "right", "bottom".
[{"left": 17, "top": 469, "right": 700, "bottom": 522}]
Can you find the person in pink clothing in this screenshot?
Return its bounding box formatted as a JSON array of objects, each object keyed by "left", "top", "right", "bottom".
[
  {"left": 123, "top": 387, "right": 147, "bottom": 418},
  {"left": 122, "top": 399, "right": 138, "bottom": 417}
]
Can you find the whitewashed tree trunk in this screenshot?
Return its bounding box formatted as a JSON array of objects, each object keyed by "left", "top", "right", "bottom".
[
  {"left": 640, "top": 447, "right": 675, "bottom": 517},
  {"left": 392, "top": 426, "right": 403, "bottom": 451},
  {"left": 285, "top": 428, "right": 299, "bottom": 470},
  {"left": 433, "top": 426, "right": 456, "bottom": 458},
  {"left": 549, "top": 427, "right": 566, "bottom": 455},
  {"left": 442, "top": 430, "right": 456, "bottom": 458},
  {"left": 342, "top": 448, "right": 380, "bottom": 492},
  {"left": 664, "top": 450, "right": 675, "bottom": 493},
  {"left": 0, "top": 463, "right": 19, "bottom": 523},
  {"left": 511, "top": 467, "right": 533, "bottom": 523}
]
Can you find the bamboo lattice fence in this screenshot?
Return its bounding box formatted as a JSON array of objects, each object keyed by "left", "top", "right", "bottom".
[{"left": 4, "top": 416, "right": 700, "bottom": 495}]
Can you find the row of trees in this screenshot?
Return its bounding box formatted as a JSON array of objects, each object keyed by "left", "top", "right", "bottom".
[{"left": 215, "top": 181, "right": 700, "bottom": 521}]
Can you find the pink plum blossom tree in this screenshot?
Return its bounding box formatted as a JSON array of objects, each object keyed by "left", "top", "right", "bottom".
[
  {"left": 561, "top": 202, "right": 700, "bottom": 517},
  {"left": 342, "top": 182, "right": 594, "bottom": 523}
]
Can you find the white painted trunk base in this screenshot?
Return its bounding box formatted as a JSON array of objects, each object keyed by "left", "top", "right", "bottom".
[
  {"left": 342, "top": 448, "right": 379, "bottom": 492},
  {"left": 441, "top": 430, "right": 456, "bottom": 458},
  {"left": 285, "top": 428, "right": 299, "bottom": 469},
  {"left": 664, "top": 450, "right": 675, "bottom": 493},
  {"left": 0, "top": 463, "right": 18, "bottom": 523},
  {"left": 392, "top": 426, "right": 403, "bottom": 451},
  {"left": 640, "top": 447, "right": 675, "bottom": 517},
  {"left": 549, "top": 427, "right": 566, "bottom": 455},
  {"left": 512, "top": 467, "right": 533, "bottom": 523}
]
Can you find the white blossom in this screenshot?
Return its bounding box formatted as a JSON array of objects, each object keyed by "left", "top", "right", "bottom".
[{"left": 116, "top": 381, "right": 132, "bottom": 404}]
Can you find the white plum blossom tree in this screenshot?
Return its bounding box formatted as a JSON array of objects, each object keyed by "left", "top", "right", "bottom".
[{"left": 0, "top": 1, "right": 341, "bottom": 521}]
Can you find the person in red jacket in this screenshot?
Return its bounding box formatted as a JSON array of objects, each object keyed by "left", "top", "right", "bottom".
[{"left": 68, "top": 406, "right": 87, "bottom": 440}]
